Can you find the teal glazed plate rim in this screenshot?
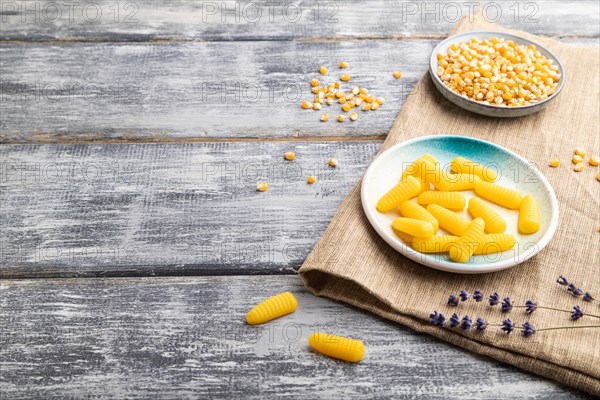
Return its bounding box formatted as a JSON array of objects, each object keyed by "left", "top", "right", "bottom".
[{"left": 361, "top": 135, "right": 560, "bottom": 274}]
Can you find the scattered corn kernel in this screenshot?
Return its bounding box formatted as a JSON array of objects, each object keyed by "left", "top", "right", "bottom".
[
  {"left": 256, "top": 182, "right": 268, "bottom": 192},
  {"left": 340, "top": 73, "right": 351, "bottom": 82},
  {"left": 549, "top": 158, "right": 560, "bottom": 167},
  {"left": 365, "top": 95, "right": 374, "bottom": 103},
  {"left": 375, "top": 97, "right": 385, "bottom": 105},
  {"left": 301, "top": 101, "right": 312, "bottom": 109},
  {"left": 342, "top": 103, "right": 351, "bottom": 112},
  {"left": 393, "top": 71, "right": 402, "bottom": 79},
  {"left": 400, "top": 201, "right": 439, "bottom": 233},
  {"left": 307, "top": 175, "right": 316, "bottom": 184},
  {"left": 417, "top": 191, "right": 466, "bottom": 210},
  {"left": 311, "top": 87, "right": 319, "bottom": 94},
  {"left": 310, "top": 79, "right": 319, "bottom": 87},
  {"left": 589, "top": 155, "right": 599, "bottom": 166},
  {"left": 339, "top": 61, "right": 348, "bottom": 69},
  {"left": 572, "top": 155, "right": 583, "bottom": 164},
  {"left": 392, "top": 217, "right": 435, "bottom": 239},
  {"left": 348, "top": 100, "right": 356, "bottom": 108},
  {"left": 450, "top": 157, "right": 497, "bottom": 182},
  {"left": 349, "top": 112, "right": 358, "bottom": 121},
  {"left": 573, "top": 162, "right": 584, "bottom": 172},
  {"left": 359, "top": 88, "right": 368, "bottom": 95},
  {"left": 371, "top": 102, "right": 380, "bottom": 110},
  {"left": 319, "top": 66, "right": 328, "bottom": 75},
  {"left": 575, "top": 148, "right": 586, "bottom": 157},
  {"left": 284, "top": 151, "right": 295, "bottom": 161},
  {"left": 246, "top": 292, "right": 297, "bottom": 325},
  {"left": 338, "top": 97, "right": 347, "bottom": 104},
  {"left": 320, "top": 113, "right": 330, "bottom": 122},
  {"left": 468, "top": 197, "right": 507, "bottom": 234},
  {"left": 474, "top": 181, "right": 523, "bottom": 209},
  {"left": 335, "top": 91, "right": 345, "bottom": 99},
  {"left": 377, "top": 176, "right": 422, "bottom": 213},
  {"left": 412, "top": 235, "right": 458, "bottom": 253},
  {"left": 329, "top": 157, "right": 338, "bottom": 167},
  {"left": 325, "top": 98, "right": 334, "bottom": 106},
  {"left": 313, "top": 103, "right": 322, "bottom": 110},
  {"left": 334, "top": 81, "right": 341, "bottom": 89},
  {"left": 473, "top": 234, "right": 516, "bottom": 255},
  {"left": 309, "top": 333, "right": 364, "bottom": 363},
  {"left": 426, "top": 204, "right": 470, "bottom": 236},
  {"left": 518, "top": 195, "right": 540, "bottom": 234},
  {"left": 362, "top": 103, "right": 372, "bottom": 111},
  {"left": 337, "top": 114, "right": 346, "bottom": 122},
  {"left": 351, "top": 86, "right": 359, "bottom": 95},
  {"left": 448, "top": 218, "right": 485, "bottom": 263},
  {"left": 355, "top": 97, "right": 363, "bottom": 106}
]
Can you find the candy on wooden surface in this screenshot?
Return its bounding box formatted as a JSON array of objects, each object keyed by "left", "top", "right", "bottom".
[
  {"left": 309, "top": 333, "right": 365, "bottom": 363},
  {"left": 246, "top": 292, "right": 297, "bottom": 325}
]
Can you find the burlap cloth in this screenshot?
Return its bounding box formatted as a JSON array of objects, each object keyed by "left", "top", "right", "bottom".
[{"left": 299, "top": 12, "right": 600, "bottom": 395}]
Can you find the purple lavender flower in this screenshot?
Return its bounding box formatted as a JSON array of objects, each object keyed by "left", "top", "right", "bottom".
[
  {"left": 475, "top": 318, "right": 487, "bottom": 331},
  {"left": 461, "top": 315, "right": 473, "bottom": 330},
  {"left": 448, "top": 295, "right": 459, "bottom": 306},
  {"left": 525, "top": 300, "right": 537, "bottom": 314},
  {"left": 571, "top": 306, "right": 584, "bottom": 320},
  {"left": 583, "top": 292, "right": 595, "bottom": 302},
  {"left": 501, "top": 297, "right": 513, "bottom": 313},
  {"left": 557, "top": 276, "right": 569, "bottom": 286},
  {"left": 459, "top": 290, "right": 469, "bottom": 302},
  {"left": 567, "top": 283, "right": 583, "bottom": 296},
  {"left": 449, "top": 313, "right": 460, "bottom": 328},
  {"left": 429, "top": 311, "right": 446, "bottom": 326},
  {"left": 489, "top": 292, "right": 500, "bottom": 306},
  {"left": 522, "top": 322, "right": 535, "bottom": 337},
  {"left": 501, "top": 319, "right": 514, "bottom": 334},
  {"left": 473, "top": 290, "right": 483, "bottom": 302}
]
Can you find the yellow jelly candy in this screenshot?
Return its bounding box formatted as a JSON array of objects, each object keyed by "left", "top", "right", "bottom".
[
  {"left": 445, "top": 173, "right": 481, "bottom": 191},
  {"left": 426, "top": 204, "right": 470, "bottom": 236},
  {"left": 411, "top": 235, "right": 459, "bottom": 253},
  {"left": 377, "top": 175, "right": 421, "bottom": 213},
  {"left": 474, "top": 181, "right": 523, "bottom": 209},
  {"left": 450, "top": 157, "right": 497, "bottom": 182},
  {"left": 417, "top": 191, "right": 466, "bottom": 210},
  {"left": 401, "top": 155, "right": 435, "bottom": 181},
  {"left": 392, "top": 217, "right": 434, "bottom": 239},
  {"left": 518, "top": 194, "right": 540, "bottom": 234},
  {"left": 399, "top": 201, "right": 439, "bottom": 233},
  {"left": 468, "top": 197, "right": 507, "bottom": 234},
  {"left": 473, "top": 234, "right": 516, "bottom": 255},
  {"left": 246, "top": 292, "right": 298, "bottom": 325},
  {"left": 309, "top": 333, "right": 365, "bottom": 363},
  {"left": 448, "top": 218, "right": 485, "bottom": 263},
  {"left": 421, "top": 163, "right": 456, "bottom": 191}
]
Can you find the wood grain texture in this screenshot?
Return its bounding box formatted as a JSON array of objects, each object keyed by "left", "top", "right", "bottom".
[
  {"left": 0, "top": 0, "right": 598, "bottom": 42},
  {"left": 0, "top": 275, "right": 594, "bottom": 399},
  {"left": 0, "top": 141, "right": 380, "bottom": 278}
]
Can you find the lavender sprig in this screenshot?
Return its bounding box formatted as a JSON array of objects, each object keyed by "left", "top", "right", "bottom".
[
  {"left": 449, "top": 313, "right": 460, "bottom": 328},
  {"left": 475, "top": 318, "right": 487, "bottom": 331},
  {"left": 522, "top": 322, "right": 535, "bottom": 337},
  {"left": 461, "top": 316, "right": 473, "bottom": 330},
  {"left": 525, "top": 300, "right": 537, "bottom": 314},
  {"left": 501, "top": 297, "right": 513, "bottom": 313},
  {"left": 448, "top": 295, "right": 459, "bottom": 307},
  {"left": 473, "top": 290, "right": 484, "bottom": 302},
  {"left": 571, "top": 306, "right": 584, "bottom": 320},
  {"left": 459, "top": 290, "right": 470, "bottom": 302},
  {"left": 429, "top": 311, "right": 446, "bottom": 326},
  {"left": 489, "top": 292, "right": 500, "bottom": 306},
  {"left": 557, "top": 276, "right": 597, "bottom": 305},
  {"left": 501, "top": 319, "right": 514, "bottom": 334}
]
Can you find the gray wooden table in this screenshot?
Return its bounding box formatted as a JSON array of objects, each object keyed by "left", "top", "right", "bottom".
[{"left": 1, "top": 1, "right": 598, "bottom": 398}]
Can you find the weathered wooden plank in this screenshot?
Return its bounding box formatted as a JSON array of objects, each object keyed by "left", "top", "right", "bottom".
[
  {"left": 0, "top": 0, "right": 598, "bottom": 42},
  {"left": 0, "top": 275, "right": 593, "bottom": 399},
  {"left": 0, "top": 141, "right": 380, "bottom": 278}
]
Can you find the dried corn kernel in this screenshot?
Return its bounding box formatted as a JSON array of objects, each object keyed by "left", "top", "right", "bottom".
[
  {"left": 329, "top": 157, "right": 338, "bottom": 167},
  {"left": 377, "top": 175, "right": 422, "bottom": 213},
  {"left": 309, "top": 333, "right": 364, "bottom": 363},
  {"left": 325, "top": 98, "right": 334, "bottom": 106},
  {"left": 349, "top": 112, "right": 358, "bottom": 121},
  {"left": 345, "top": 93, "right": 354, "bottom": 101},
  {"left": 473, "top": 234, "right": 516, "bottom": 255},
  {"left": 392, "top": 217, "right": 435, "bottom": 239},
  {"left": 393, "top": 71, "right": 402, "bottom": 79},
  {"left": 355, "top": 97, "right": 363, "bottom": 106},
  {"left": 334, "top": 81, "right": 341, "bottom": 89},
  {"left": 362, "top": 103, "right": 372, "bottom": 111},
  {"left": 376, "top": 97, "right": 385, "bottom": 105},
  {"left": 347, "top": 100, "right": 356, "bottom": 108},
  {"left": 549, "top": 158, "right": 560, "bottom": 167},
  {"left": 311, "top": 79, "right": 319, "bottom": 87},
  {"left": 468, "top": 197, "right": 506, "bottom": 234},
  {"left": 589, "top": 155, "right": 599, "bottom": 166},
  {"left": 342, "top": 103, "right": 351, "bottom": 112},
  {"left": 371, "top": 102, "right": 380, "bottom": 110},
  {"left": 335, "top": 91, "right": 345, "bottom": 99},
  {"left": 572, "top": 155, "right": 583, "bottom": 164},
  {"left": 575, "top": 148, "right": 586, "bottom": 157},
  {"left": 417, "top": 191, "right": 466, "bottom": 210},
  {"left": 284, "top": 151, "right": 295, "bottom": 161},
  {"left": 307, "top": 175, "right": 316, "bottom": 184},
  {"left": 256, "top": 182, "right": 268, "bottom": 192},
  {"left": 573, "top": 162, "right": 584, "bottom": 172},
  {"left": 351, "top": 86, "right": 359, "bottom": 95},
  {"left": 301, "top": 101, "right": 312, "bottom": 109},
  {"left": 359, "top": 88, "right": 368, "bottom": 95},
  {"left": 338, "top": 97, "right": 347, "bottom": 104},
  {"left": 365, "top": 95, "right": 374, "bottom": 103},
  {"left": 340, "top": 73, "right": 351, "bottom": 82},
  {"left": 450, "top": 157, "right": 496, "bottom": 182},
  {"left": 474, "top": 181, "right": 522, "bottom": 209},
  {"left": 518, "top": 194, "right": 540, "bottom": 234},
  {"left": 337, "top": 114, "right": 346, "bottom": 122},
  {"left": 246, "top": 292, "right": 297, "bottom": 325},
  {"left": 313, "top": 103, "right": 322, "bottom": 110},
  {"left": 400, "top": 201, "right": 439, "bottom": 233},
  {"left": 426, "top": 204, "right": 470, "bottom": 236},
  {"left": 339, "top": 61, "right": 348, "bottom": 69},
  {"left": 320, "top": 113, "right": 330, "bottom": 122},
  {"left": 412, "top": 235, "right": 458, "bottom": 253},
  {"left": 449, "top": 218, "right": 485, "bottom": 263},
  {"left": 319, "top": 66, "right": 328, "bottom": 75}
]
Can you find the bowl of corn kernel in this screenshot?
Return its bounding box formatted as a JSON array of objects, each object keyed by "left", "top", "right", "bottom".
[{"left": 430, "top": 31, "right": 565, "bottom": 117}]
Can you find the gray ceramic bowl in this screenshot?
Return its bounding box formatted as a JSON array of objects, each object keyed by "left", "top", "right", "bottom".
[{"left": 429, "top": 31, "right": 566, "bottom": 118}]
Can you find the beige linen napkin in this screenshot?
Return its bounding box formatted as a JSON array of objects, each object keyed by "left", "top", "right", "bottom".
[{"left": 299, "top": 12, "right": 600, "bottom": 395}]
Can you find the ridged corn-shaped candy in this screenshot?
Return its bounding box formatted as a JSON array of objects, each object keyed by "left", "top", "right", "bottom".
[
  {"left": 417, "top": 191, "right": 466, "bottom": 210},
  {"left": 392, "top": 217, "right": 434, "bottom": 239},
  {"left": 422, "top": 164, "right": 456, "bottom": 191},
  {"left": 449, "top": 218, "right": 485, "bottom": 263},
  {"left": 473, "top": 234, "right": 516, "bottom": 255},
  {"left": 309, "top": 333, "right": 365, "bottom": 363},
  {"left": 400, "top": 201, "right": 439, "bottom": 233},
  {"left": 412, "top": 235, "right": 459, "bottom": 253},
  {"left": 450, "top": 156, "right": 497, "bottom": 182},
  {"left": 518, "top": 195, "right": 540, "bottom": 234},
  {"left": 377, "top": 175, "right": 421, "bottom": 213},
  {"left": 246, "top": 292, "right": 297, "bottom": 325},
  {"left": 474, "top": 181, "right": 523, "bottom": 210},
  {"left": 445, "top": 173, "right": 481, "bottom": 191},
  {"left": 401, "top": 157, "right": 435, "bottom": 181},
  {"left": 468, "top": 197, "right": 507, "bottom": 234},
  {"left": 426, "top": 204, "right": 470, "bottom": 236}
]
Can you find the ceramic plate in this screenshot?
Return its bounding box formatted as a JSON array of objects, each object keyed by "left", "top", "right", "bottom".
[{"left": 361, "top": 135, "right": 559, "bottom": 274}]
